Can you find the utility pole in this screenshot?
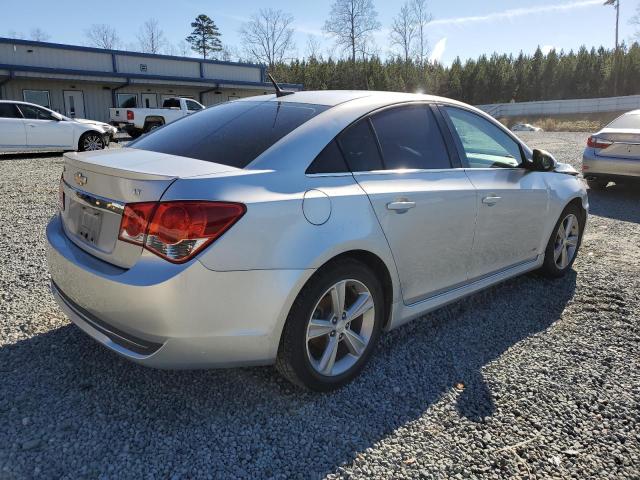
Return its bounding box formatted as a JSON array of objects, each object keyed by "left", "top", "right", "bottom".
[{"left": 604, "top": 0, "right": 620, "bottom": 50}]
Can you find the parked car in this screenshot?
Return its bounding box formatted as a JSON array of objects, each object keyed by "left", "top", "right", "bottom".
[
  {"left": 0, "top": 100, "right": 115, "bottom": 153},
  {"left": 109, "top": 97, "right": 205, "bottom": 138},
  {"left": 511, "top": 123, "right": 543, "bottom": 132},
  {"left": 582, "top": 109, "right": 640, "bottom": 189},
  {"left": 47, "top": 91, "right": 588, "bottom": 391}
]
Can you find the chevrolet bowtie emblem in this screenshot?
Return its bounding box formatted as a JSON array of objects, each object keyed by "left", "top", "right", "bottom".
[{"left": 74, "top": 172, "right": 87, "bottom": 186}]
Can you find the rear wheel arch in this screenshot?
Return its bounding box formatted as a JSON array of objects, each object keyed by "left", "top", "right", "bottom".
[{"left": 305, "top": 249, "right": 394, "bottom": 331}]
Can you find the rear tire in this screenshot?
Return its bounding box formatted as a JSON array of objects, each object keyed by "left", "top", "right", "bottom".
[
  {"left": 276, "top": 259, "right": 384, "bottom": 391},
  {"left": 586, "top": 178, "right": 608, "bottom": 190},
  {"left": 78, "top": 132, "right": 105, "bottom": 152},
  {"left": 539, "top": 203, "right": 585, "bottom": 278}
]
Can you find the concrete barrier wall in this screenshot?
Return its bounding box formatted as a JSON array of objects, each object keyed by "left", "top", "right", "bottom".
[{"left": 477, "top": 95, "right": 640, "bottom": 118}]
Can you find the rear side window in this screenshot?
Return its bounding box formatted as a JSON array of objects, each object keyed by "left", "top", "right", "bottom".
[
  {"left": 607, "top": 113, "right": 640, "bottom": 129},
  {"left": 370, "top": 105, "right": 451, "bottom": 170},
  {"left": 163, "top": 98, "right": 181, "bottom": 108},
  {"left": 337, "top": 119, "right": 384, "bottom": 171},
  {"left": 307, "top": 140, "right": 349, "bottom": 174},
  {"left": 130, "top": 101, "right": 329, "bottom": 168},
  {"left": 0, "top": 103, "right": 21, "bottom": 118}
]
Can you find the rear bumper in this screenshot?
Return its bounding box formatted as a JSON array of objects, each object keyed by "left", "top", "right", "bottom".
[
  {"left": 46, "top": 214, "right": 313, "bottom": 369},
  {"left": 583, "top": 147, "right": 640, "bottom": 179}
]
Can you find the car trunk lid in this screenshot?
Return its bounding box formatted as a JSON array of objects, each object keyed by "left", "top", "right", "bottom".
[
  {"left": 595, "top": 128, "right": 640, "bottom": 160},
  {"left": 61, "top": 148, "right": 238, "bottom": 268}
]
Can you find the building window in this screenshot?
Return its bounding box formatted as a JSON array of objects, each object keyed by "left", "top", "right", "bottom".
[
  {"left": 23, "top": 90, "right": 51, "bottom": 108},
  {"left": 116, "top": 93, "right": 137, "bottom": 108}
]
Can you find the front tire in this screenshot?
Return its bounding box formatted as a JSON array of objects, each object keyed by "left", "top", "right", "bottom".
[
  {"left": 539, "top": 204, "right": 585, "bottom": 278},
  {"left": 78, "top": 132, "right": 105, "bottom": 152},
  {"left": 276, "top": 259, "right": 384, "bottom": 391}
]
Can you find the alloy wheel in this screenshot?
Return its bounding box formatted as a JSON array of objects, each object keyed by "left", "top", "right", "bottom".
[
  {"left": 553, "top": 213, "right": 580, "bottom": 269},
  {"left": 83, "top": 135, "right": 104, "bottom": 151},
  {"left": 305, "top": 279, "right": 375, "bottom": 377}
]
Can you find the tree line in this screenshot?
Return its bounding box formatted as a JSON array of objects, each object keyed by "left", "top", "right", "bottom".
[{"left": 271, "top": 43, "right": 640, "bottom": 104}]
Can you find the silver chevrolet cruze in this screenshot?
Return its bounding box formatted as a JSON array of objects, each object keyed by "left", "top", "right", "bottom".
[{"left": 47, "top": 91, "right": 588, "bottom": 391}]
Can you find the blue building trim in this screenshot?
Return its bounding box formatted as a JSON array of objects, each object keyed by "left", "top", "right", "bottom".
[
  {"left": 0, "top": 37, "right": 265, "bottom": 69},
  {"left": 0, "top": 63, "right": 303, "bottom": 90}
]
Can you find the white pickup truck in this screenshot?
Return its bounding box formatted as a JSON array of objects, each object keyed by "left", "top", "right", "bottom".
[{"left": 109, "top": 97, "right": 205, "bottom": 138}]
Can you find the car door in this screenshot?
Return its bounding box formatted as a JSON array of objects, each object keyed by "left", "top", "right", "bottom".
[
  {"left": 341, "top": 104, "right": 477, "bottom": 305},
  {"left": 0, "top": 103, "right": 27, "bottom": 151},
  {"left": 441, "top": 105, "right": 549, "bottom": 280},
  {"left": 18, "top": 104, "right": 74, "bottom": 149}
]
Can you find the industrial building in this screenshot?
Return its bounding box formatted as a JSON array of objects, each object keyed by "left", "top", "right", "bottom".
[{"left": 0, "top": 37, "right": 302, "bottom": 123}]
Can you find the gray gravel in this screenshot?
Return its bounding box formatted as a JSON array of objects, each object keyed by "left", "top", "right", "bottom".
[{"left": 1, "top": 133, "right": 639, "bottom": 479}]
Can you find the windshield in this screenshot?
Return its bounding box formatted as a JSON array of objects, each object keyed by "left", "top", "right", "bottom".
[
  {"left": 129, "top": 100, "right": 330, "bottom": 168},
  {"left": 607, "top": 113, "right": 640, "bottom": 130}
]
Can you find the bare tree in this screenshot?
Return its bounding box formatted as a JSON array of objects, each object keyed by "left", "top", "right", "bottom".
[
  {"left": 390, "top": 2, "right": 415, "bottom": 62},
  {"left": 410, "top": 0, "right": 431, "bottom": 64},
  {"left": 323, "top": 0, "right": 381, "bottom": 63},
  {"left": 305, "top": 35, "right": 322, "bottom": 60},
  {"left": 137, "top": 19, "right": 166, "bottom": 54},
  {"left": 240, "top": 8, "right": 296, "bottom": 68},
  {"left": 85, "top": 24, "right": 120, "bottom": 49},
  {"left": 29, "top": 28, "right": 50, "bottom": 42},
  {"left": 7, "top": 30, "right": 24, "bottom": 39}
]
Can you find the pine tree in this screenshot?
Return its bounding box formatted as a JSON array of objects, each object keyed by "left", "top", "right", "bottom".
[{"left": 186, "top": 14, "right": 222, "bottom": 59}]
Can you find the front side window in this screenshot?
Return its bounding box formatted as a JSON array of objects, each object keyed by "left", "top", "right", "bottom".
[
  {"left": 337, "top": 119, "right": 384, "bottom": 172},
  {"left": 370, "top": 105, "right": 451, "bottom": 170},
  {"left": 0, "top": 103, "right": 21, "bottom": 118},
  {"left": 23, "top": 90, "right": 50, "bottom": 108},
  {"left": 186, "top": 100, "right": 203, "bottom": 111},
  {"left": 18, "top": 104, "right": 57, "bottom": 120},
  {"left": 444, "top": 106, "right": 523, "bottom": 168},
  {"left": 116, "top": 93, "right": 137, "bottom": 108},
  {"left": 130, "top": 101, "right": 329, "bottom": 168}
]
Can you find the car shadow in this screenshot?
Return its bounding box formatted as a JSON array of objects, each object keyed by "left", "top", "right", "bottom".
[
  {"left": 0, "top": 152, "right": 62, "bottom": 161},
  {"left": 588, "top": 183, "right": 640, "bottom": 224},
  {"left": 1, "top": 271, "right": 576, "bottom": 478}
]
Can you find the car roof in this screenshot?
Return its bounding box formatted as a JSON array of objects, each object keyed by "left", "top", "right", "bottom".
[{"left": 236, "top": 90, "right": 462, "bottom": 107}]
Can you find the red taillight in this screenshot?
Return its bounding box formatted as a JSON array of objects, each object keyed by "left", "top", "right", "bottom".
[
  {"left": 119, "top": 202, "right": 156, "bottom": 245},
  {"left": 587, "top": 136, "right": 612, "bottom": 149},
  {"left": 58, "top": 173, "right": 65, "bottom": 211},
  {"left": 118, "top": 201, "right": 245, "bottom": 263},
  {"left": 126, "top": 110, "right": 134, "bottom": 121}
]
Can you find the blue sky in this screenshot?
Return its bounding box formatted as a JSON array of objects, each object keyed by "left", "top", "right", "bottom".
[{"left": 2, "top": 0, "right": 639, "bottom": 64}]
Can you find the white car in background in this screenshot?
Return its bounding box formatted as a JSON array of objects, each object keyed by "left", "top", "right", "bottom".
[
  {"left": 511, "top": 123, "right": 543, "bottom": 132},
  {"left": 0, "top": 100, "right": 116, "bottom": 154}
]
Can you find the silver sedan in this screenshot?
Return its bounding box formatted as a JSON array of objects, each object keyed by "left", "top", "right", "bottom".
[
  {"left": 46, "top": 91, "right": 588, "bottom": 391},
  {"left": 582, "top": 109, "right": 640, "bottom": 189}
]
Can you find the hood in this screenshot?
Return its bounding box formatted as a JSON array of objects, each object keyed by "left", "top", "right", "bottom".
[
  {"left": 73, "top": 118, "right": 115, "bottom": 131},
  {"left": 554, "top": 162, "right": 579, "bottom": 176}
]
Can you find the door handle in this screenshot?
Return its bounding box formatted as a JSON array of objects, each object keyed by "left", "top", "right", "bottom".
[
  {"left": 386, "top": 200, "right": 416, "bottom": 212},
  {"left": 482, "top": 195, "right": 502, "bottom": 206}
]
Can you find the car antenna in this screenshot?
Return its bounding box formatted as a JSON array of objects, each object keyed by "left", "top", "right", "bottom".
[{"left": 267, "top": 73, "right": 294, "bottom": 98}]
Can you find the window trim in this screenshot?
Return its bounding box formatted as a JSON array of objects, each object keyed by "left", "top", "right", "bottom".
[
  {"left": 305, "top": 101, "right": 459, "bottom": 177},
  {"left": 22, "top": 89, "right": 51, "bottom": 108},
  {"left": 439, "top": 104, "right": 527, "bottom": 169}
]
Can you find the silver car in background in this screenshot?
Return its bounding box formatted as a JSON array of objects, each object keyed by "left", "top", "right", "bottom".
[
  {"left": 46, "top": 91, "right": 588, "bottom": 391},
  {"left": 582, "top": 109, "right": 640, "bottom": 189}
]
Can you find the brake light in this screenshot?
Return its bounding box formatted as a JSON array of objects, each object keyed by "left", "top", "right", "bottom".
[
  {"left": 118, "top": 201, "right": 245, "bottom": 263},
  {"left": 58, "top": 173, "right": 65, "bottom": 211},
  {"left": 587, "top": 136, "right": 612, "bottom": 149},
  {"left": 126, "top": 110, "right": 134, "bottom": 121}
]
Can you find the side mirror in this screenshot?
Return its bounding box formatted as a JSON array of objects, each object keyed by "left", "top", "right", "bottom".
[{"left": 531, "top": 149, "right": 557, "bottom": 172}]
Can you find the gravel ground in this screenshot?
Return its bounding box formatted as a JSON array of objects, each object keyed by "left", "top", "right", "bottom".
[{"left": 0, "top": 132, "right": 638, "bottom": 479}]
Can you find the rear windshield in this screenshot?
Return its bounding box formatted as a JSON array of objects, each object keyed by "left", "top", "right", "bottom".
[
  {"left": 130, "top": 101, "right": 329, "bottom": 168},
  {"left": 607, "top": 113, "right": 640, "bottom": 130}
]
